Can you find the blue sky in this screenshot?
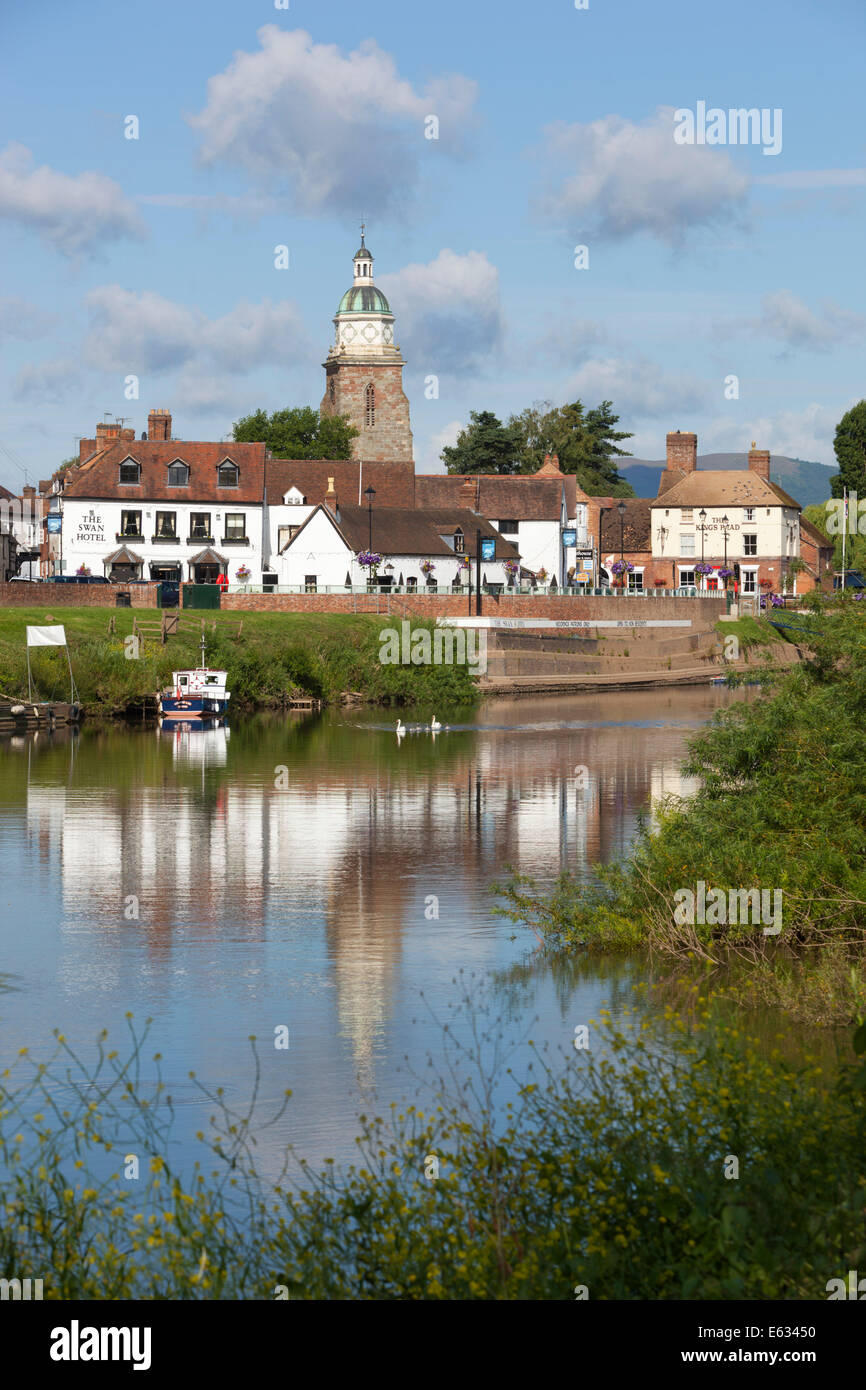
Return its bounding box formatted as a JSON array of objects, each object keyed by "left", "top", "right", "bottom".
[{"left": 1, "top": 0, "right": 864, "bottom": 491}]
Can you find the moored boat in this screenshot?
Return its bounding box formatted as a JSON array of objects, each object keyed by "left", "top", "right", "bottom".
[{"left": 158, "top": 636, "right": 230, "bottom": 720}]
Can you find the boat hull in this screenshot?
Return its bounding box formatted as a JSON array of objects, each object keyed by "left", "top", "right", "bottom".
[{"left": 159, "top": 696, "right": 229, "bottom": 719}]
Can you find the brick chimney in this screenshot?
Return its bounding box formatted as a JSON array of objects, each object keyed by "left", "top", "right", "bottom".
[
  {"left": 536, "top": 453, "right": 563, "bottom": 476},
  {"left": 666, "top": 430, "right": 697, "bottom": 474},
  {"left": 459, "top": 476, "right": 477, "bottom": 510},
  {"left": 148, "top": 408, "right": 172, "bottom": 441},
  {"left": 95, "top": 421, "right": 122, "bottom": 450},
  {"left": 747, "top": 441, "right": 770, "bottom": 481},
  {"left": 324, "top": 476, "right": 338, "bottom": 514}
]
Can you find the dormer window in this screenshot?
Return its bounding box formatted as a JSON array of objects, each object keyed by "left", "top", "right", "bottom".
[
  {"left": 454, "top": 529, "right": 465, "bottom": 554},
  {"left": 167, "top": 460, "right": 189, "bottom": 487},
  {"left": 283, "top": 488, "right": 305, "bottom": 505},
  {"left": 218, "top": 459, "right": 239, "bottom": 488},
  {"left": 118, "top": 458, "right": 140, "bottom": 485}
]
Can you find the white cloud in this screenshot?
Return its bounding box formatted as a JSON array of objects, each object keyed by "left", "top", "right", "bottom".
[
  {"left": 0, "top": 297, "right": 58, "bottom": 341},
  {"left": 0, "top": 142, "right": 144, "bottom": 255},
  {"left": 530, "top": 317, "right": 606, "bottom": 364},
  {"left": 417, "top": 418, "right": 463, "bottom": 473},
  {"left": 563, "top": 356, "right": 711, "bottom": 418},
  {"left": 538, "top": 107, "right": 749, "bottom": 244},
  {"left": 735, "top": 290, "right": 866, "bottom": 350},
  {"left": 83, "top": 286, "right": 309, "bottom": 374},
  {"left": 698, "top": 404, "right": 844, "bottom": 468},
  {"left": 379, "top": 249, "right": 503, "bottom": 373},
  {"left": 13, "top": 357, "right": 83, "bottom": 402},
  {"left": 188, "top": 26, "right": 477, "bottom": 218}
]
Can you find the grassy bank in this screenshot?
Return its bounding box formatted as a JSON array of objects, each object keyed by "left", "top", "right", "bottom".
[
  {"left": 501, "top": 602, "right": 866, "bottom": 1024},
  {"left": 0, "top": 607, "right": 478, "bottom": 715},
  {"left": 1, "top": 1006, "right": 863, "bottom": 1299}
]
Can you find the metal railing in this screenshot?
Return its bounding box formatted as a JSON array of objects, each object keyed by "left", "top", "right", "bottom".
[{"left": 225, "top": 583, "right": 705, "bottom": 597}]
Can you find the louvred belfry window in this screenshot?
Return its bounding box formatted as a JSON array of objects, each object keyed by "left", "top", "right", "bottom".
[{"left": 365, "top": 384, "right": 375, "bottom": 428}]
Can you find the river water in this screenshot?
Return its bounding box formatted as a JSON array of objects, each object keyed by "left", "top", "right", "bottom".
[{"left": 0, "top": 688, "right": 744, "bottom": 1176}]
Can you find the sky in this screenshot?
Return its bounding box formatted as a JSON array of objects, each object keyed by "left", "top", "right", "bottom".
[{"left": 0, "top": 0, "right": 864, "bottom": 492}]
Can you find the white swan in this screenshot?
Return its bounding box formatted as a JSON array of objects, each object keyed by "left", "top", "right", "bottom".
[
  {"left": 396, "top": 719, "right": 405, "bottom": 735},
  {"left": 430, "top": 715, "right": 441, "bottom": 732}
]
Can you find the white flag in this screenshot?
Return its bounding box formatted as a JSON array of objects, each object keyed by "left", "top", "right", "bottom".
[{"left": 26, "top": 625, "right": 67, "bottom": 648}]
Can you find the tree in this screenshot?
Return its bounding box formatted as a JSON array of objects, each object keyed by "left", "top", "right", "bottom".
[
  {"left": 232, "top": 407, "right": 358, "bottom": 460},
  {"left": 803, "top": 500, "right": 866, "bottom": 572},
  {"left": 829, "top": 400, "right": 866, "bottom": 498},
  {"left": 508, "top": 399, "right": 635, "bottom": 495},
  {"left": 441, "top": 411, "right": 523, "bottom": 475}
]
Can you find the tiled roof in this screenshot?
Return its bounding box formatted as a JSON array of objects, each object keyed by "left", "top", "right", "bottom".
[
  {"left": 415, "top": 474, "right": 574, "bottom": 521},
  {"left": 650, "top": 470, "right": 801, "bottom": 510},
  {"left": 265, "top": 459, "right": 415, "bottom": 508},
  {"left": 288, "top": 505, "right": 519, "bottom": 560},
  {"left": 63, "top": 441, "right": 267, "bottom": 504},
  {"left": 598, "top": 499, "right": 653, "bottom": 552},
  {"left": 800, "top": 518, "right": 833, "bottom": 549}
]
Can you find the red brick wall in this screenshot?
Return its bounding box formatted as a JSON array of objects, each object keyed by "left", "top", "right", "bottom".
[
  {"left": 221, "top": 590, "right": 727, "bottom": 622},
  {"left": 0, "top": 582, "right": 158, "bottom": 608}
]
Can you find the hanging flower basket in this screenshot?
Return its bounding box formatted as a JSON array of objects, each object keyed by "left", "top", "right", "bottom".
[
  {"left": 419, "top": 559, "right": 436, "bottom": 578},
  {"left": 358, "top": 551, "right": 382, "bottom": 570},
  {"left": 235, "top": 565, "right": 251, "bottom": 582},
  {"left": 76, "top": 564, "right": 91, "bottom": 577},
  {"left": 611, "top": 560, "right": 634, "bottom": 576},
  {"left": 536, "top": 567, "right": 549, "bottom": 584},
  {"left": 694, "top": 562, "right": 713, "bottom": 576}
]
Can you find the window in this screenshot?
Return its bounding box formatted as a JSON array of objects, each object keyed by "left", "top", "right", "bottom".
[
  {"left": 155, "top": 511, "right": 176, "bottom": 539},
  {"left": 224, "top": 513, "right": 246, "bottom": 542},
  {"left": 743, "top": 533, "right": 758, "bottom": 556},
  {"left": 304, "top": 574, "right": 317, "bottom": 593},
  {"left": 217, "top": 460, "right": 239, "bottom": 488},
  {"left": 628, "top": 571, "right": 644, "bottom": 592},
  {"left": 681, "top": 507, "right": 694, "bottom": 522},
  {"left": 680, "top": 533, "right": 695, "bottom": 556},
  {"left": 406, "top": 576, "right": 418, "bottom": 589},
  {"left": 742, "top": 569, "right": 758, "bottom": 594},
  {"left": 190, "top": 513, "right": 211, "bottom": 539},
  {"left": 119, "top": 459, "right": 140, "bottom": 485},
  {"left": 679, "top": 569, "right": 695, "bottom": 587},
  {"left": 120, "top": 509, "right": 141, "bottom": 537},
  {"left": 278, "top": 525, "right": 301, "bottom": 552},
  {"left": 167, "top": 460, "right": 189, "bottom": 487},
  {"left": 498, "top": 520, "right": 519, "bottom": 535},
  {"left": 454, "top": 529, "right": 465, "bottom": 554},
  {"left": 364, "top": 383, "right": 375, "bottom": 427},
  {"left": 329, "top": 378, "right": 336, "bottom": 404},
  {"left": 744, "top": 507, "right": 755, "bottom": 521}
]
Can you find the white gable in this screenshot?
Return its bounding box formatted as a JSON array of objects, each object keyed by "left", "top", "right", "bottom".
[{"left": 283, "top": 487, "right": 306, "bottom": 505}]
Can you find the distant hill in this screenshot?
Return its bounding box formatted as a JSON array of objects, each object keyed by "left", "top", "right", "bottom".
[{"left": 619, "top": 454, "right": 835, "bottom": 508}]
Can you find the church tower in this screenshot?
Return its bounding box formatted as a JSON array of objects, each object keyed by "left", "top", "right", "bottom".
[{"left": 319, "top": 230, "right": 414, "bottom": 463}]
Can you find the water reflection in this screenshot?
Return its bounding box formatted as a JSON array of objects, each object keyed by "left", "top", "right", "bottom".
[{"left": 0, "top": 687, "right": 745, "bottom": 1167}]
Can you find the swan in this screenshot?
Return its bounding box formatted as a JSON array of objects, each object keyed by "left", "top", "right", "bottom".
[
  {"left": 396, "top": 719, "right": 405, "bottom": 734},
  {"left": 430, "top": 715, "right": 441, "bottom": 732}
]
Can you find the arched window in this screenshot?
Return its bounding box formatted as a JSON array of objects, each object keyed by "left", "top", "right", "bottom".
[
  {"left": 167, "top": 460, "right": 189, "bottom": 487},
  {"left": 365, "top": 383, "right": 375, "bottom": 428},
  {"left": 329, "top": 378, "right": 336, "bottom": 404},
  {"left": 217, "top": 459, "right": 239, "bottom": 488}
]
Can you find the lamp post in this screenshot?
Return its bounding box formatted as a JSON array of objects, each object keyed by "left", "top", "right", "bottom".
[
  {"left": 617, "top": 500, "right": 626, "bottom": 592},
  {"left": 698, "top": 507, "right": 707, "bottom": 592},
  {"left": 364, "top": 485, "right": 376, "bottom": 553},
  {"left": 720, "top": 514, "right": 733, "bottom": 587}
]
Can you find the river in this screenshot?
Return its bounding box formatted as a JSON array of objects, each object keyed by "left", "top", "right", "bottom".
[{"left": 0, "top": 687, "right": 745, "bottom": 1176}]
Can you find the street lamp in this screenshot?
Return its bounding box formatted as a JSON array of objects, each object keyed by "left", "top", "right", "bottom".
[
  {"left": 364, "top": 485, "right": 376, "bottom": 552},
  {"left": 719, "top": 514, "right": 733, "bottom": 585},
  {"left": 698, "top": 507, "right": 708, "bottom": 592},
  {"left": 618, "top": 499, "right": 626, "bottom": 569}
]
